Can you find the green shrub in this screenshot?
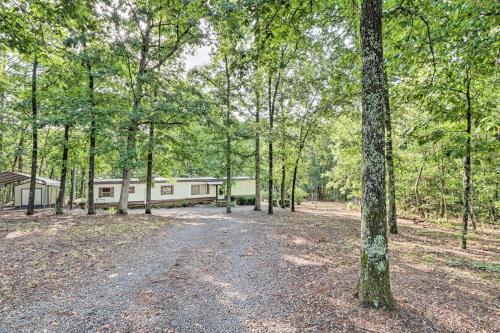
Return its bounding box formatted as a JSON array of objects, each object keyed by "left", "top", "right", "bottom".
[
  {"left": 236, "top": 196, "right": 255, "bottom": 205},
  {"left": 107, "top": 206, "right": 117, "bottom": 215}
]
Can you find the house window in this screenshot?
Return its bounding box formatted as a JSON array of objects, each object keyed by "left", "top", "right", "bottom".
[
  {"left": 128, "top": 186, "right": 135, "bottom": 194},
  {"left": 98, "top": 187, "right": 114, "bottom": 198},
  {"left": 191, "top": 184, "right": 209, "bottom": 195},
  {"left": 161, "top": 185, "right": 174, "bottom": 195}
]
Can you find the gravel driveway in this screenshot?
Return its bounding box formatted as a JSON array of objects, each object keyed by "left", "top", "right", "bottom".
[
  {"left": 1, "top": 206, "right": 302, "bottom": 333},
  {"left": 3, "top": 204, "right": 498, "bottom": 333}
]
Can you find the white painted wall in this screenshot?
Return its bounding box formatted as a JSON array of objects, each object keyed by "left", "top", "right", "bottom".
[
  {"left": 231, "top": 179, "right": 256, "bottom": 196},
  {"left": 93, "top": 179, "right": 254, "bottom": 204},
  {"left": 14, "top": 182, "right": 58, "bottom": 207}
]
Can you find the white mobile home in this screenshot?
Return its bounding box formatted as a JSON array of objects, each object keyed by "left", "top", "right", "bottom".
[
  {"left": 0, "top": 172, "right": 60, "bottom": 208},
  {"left": 93, "top": 176, "right": 255, "bottom": 208}
]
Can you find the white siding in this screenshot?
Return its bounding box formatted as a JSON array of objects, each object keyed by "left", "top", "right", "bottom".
[
  {"left": 231, "top": 179, "right": 256, "bottom": 196},
  {"left": 92, "top": 180, "right": 252, "bottom": 204},
  {"left": 14, "top": 182, "right": 58, "bottom": 207}
]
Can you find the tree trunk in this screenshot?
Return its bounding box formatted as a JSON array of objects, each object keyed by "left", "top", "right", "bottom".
[
  {"left": 118, "top": 124, "right": 137, "bottom": 214},
  {"left": 79, "top": 168, "right": 85, "bottom": 198},
  {"left": 280, "top": 163, "right": 286, "bottom": 208},
  {"left": 84, "top": 37, "right": 97, "bottom": 215},
  {"left": 145, "top": 123, "right": 154, "bottom": 214},
  {"left": 224, "top": 54, "right": 232, "bottom": 213},
  {"left": 462, "top": 70, "right": 472, "bottom": 249},
  {"left": 415, "top": 162, "right": 425, "bottom": 219},
  {"left": 490, "top": 189, "right": 498, "bottom": 224},
  {"left": 438, "top": 157, "right": 447, "bottom": 219},
  {"left": 254, "top": 83, "right": 261, "bottom": 211},
  {"left": 267, "top": 71, "right": 280, "bottom": 215},
  {"left": 70, "top": 167, "right": 76, "bottom": 210},
  {"left": 118, "top": 27, "right": 150, "bottom": 215},
  {"left": 383, "top": 72, "right": 397, "bottom": 234},
  {"left": 356, "top": 0, "right": 395, "bottom": 309},
  {"left": 291, "top": 157, "right": 299, "bottom": 212},
  {"left": 469, "top": 170, "right": 477, "bottom": 231},
  {"left": 56, "top": 124, "right": 70, "bottom": 215},
  {"left": 27, "top": 58, "right": 38, "bottom": 216}
]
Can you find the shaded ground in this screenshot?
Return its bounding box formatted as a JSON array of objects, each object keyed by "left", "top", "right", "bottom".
[{"left": 0, "top": 203, "right": 498, "bottom": 332}]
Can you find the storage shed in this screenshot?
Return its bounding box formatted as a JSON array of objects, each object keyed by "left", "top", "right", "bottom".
[{"left": 0, "top": 172, "right": 60, "bottom": 208}]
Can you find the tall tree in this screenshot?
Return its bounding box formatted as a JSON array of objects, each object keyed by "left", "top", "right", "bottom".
[
  {"left": 55, "top": 124, "right": 70, "bottom": 215},
  {"left": 26, "top": 57, "right": 38, "bottom": 215},
  {"left": 356, "top": 0, "right": 395, "bottom": 309}
]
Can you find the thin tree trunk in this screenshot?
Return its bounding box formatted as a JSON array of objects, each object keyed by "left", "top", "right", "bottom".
[
  {"left": 27, "top": 58, "right": 38, "bottom": 216},
  {"left": 461, "top": 69, "right": 472, "bottom": 249},
  {"left": 415, "top": 162, "right": 425, "bottom": 219},
  {"left": 254, "top": 83, "right": 261, "bottom": 211},
  {"left": 224, "top": 55, "right": 232, "bottom": 213},
  {"left": 490, "top": 186, "right": 498, "bottom": 224},
  {"left": 438, "top": 157, "right": 447, "bottom": 219},
  {"left": 469, "top": 170, "right": 477, "bottom": 231},
  {"left": 356, "top": 0, "right": 395, "bottom": 309},
  {"left": 70, "top": 167, "right": 76, "bottom": 210},
  {"left": 79, "top": 168, "right": 85, "bottom": 198},
  {"left": 291, "top": 157, "right": 299, "bottom": 212},
  {"left": 267, "top": 70, "right": 281, "bottom": 215},
  {"left": 280, "top": 163, "right": 286, "bottom": 208},
  {"left": 145, "top": 123, "right": 154, "bottom": 214},
  {"left": 84, "top": 37, "right": 97, "bottom": 215},
  {"left": 56, "top": 124, "right": 70, "bottom": 215},
  {"left": 383, "top": 72, "right": 397, "bottom": 234},
  {"left": 12, "top": 130, "right": 26, "bottom": 172}
]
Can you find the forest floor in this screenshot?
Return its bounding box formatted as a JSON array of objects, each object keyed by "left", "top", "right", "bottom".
[{"left": 0, "top": 203, "right": 498, "bottom": 333}]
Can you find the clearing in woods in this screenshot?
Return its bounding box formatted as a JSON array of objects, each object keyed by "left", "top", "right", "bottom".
[{"left": 0, "top": 203, "right": 498, "bottom": 332}]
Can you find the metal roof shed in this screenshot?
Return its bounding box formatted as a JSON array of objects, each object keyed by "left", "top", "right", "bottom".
[{"left": 0, "top": 172, "right": 60, "bottom": 208}]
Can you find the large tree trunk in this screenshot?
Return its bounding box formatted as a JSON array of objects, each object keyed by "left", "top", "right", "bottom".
[
  {"left": 145, "top": 123, "right": 154, "bottom": 214},
  {"left": 56, "top": 124, "right": 70, "bottom": 215},
  {"left": 254, "top": 84, "right": 261, "bottom": 211},
  {"left": 27, "top": 58, "right": 38, "bottom": 216},
  {"left": 291, "top": 157, "right": 299, "bottom": 212},
  {"left": 280, "top": 163, "right": 286, "bottom": 208},
  {"left": 84, "top": 37, "right": 97, "bottom": 215},
  {"left": 438, "top": 157, "right": 447, "bottom": 219},
  {"left": 415, "top": 162, "right": 425, "bottom": 218},
  {"left": 356, "top": 0, "right": 395, "bottom": 309},
  {"left": 118, "top": 124, "right": 138, "bottom": 214},
  {"left": 461, "top": 70, "right": 472, "bottom": 249},
  {"left": 118, "top": 27, "right": 150, "bottom": 215},
  {"left": 383, "top": 72, "right": 397, "bottom": 234},
  {"left": 224, "top": 55, "right": 232, "bottom": 214}
]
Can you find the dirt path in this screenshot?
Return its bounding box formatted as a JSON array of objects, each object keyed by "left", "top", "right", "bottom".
[{"left": 1, "top": 204, "right": 498, "bottom": 333}]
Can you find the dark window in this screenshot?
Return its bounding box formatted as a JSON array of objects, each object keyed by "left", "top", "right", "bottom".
[{"left": 128, "top": 186, "right": 135, "bottom": 194}]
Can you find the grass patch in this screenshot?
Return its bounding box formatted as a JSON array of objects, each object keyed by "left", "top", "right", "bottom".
[{"left": 448, "top": 257, "right": 500, "bottom": 273}]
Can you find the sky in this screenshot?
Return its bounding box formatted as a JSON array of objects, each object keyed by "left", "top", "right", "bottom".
[{"left": 184, "top": 44, "right": 212, "bottom": 70}]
